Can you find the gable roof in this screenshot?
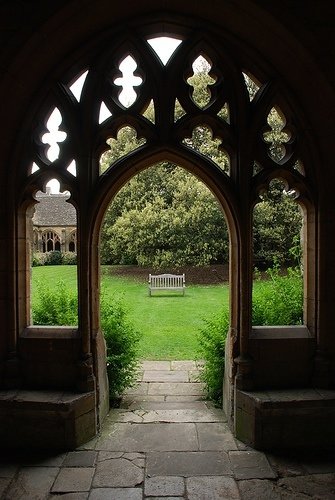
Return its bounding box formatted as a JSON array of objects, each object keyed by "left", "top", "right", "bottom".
[{"left": 33, "top": 191, "right": 77, "bottom": 227}]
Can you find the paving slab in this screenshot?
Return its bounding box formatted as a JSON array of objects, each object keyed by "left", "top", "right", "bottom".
[
  {"left": 197, "top": 422, "right": 238, "bottom": 451},
  {"left": 6, "top": 466, "right": 59, "bottom": 498},
  {"left": 122, "top": 395, "right": 166, "bottom": 406},
  {"left": 89, "top": 488, "right": 142, "bottom": 499},
  {"left": 63, "top": 451, "right": 97, "bottom": 467},
  {"left": 52, "top": 467, "right": 95, "bottom": 493},
  {"left": 238, "top": 479, "right": 282, "bottom": 499},
  {"left": 165, "top": 395, "right": 205, "bottom": 402},
  {"left": 139, "top": 408, "right": 225, "bottom": 423},
  {"left": 143, "top": 370, "right": 189, "bottom": 382},
  {"left": 124, "top": 400, "right": 209, "bottom": 411},
  {"left": 141, "top": 361, "right": 171, "bottom": 370},
  {"left": 124, "top": 382, "right": 149, "bottom": 396},
  {"left": 92, "top": 457, "right": 144, "bottom": 487},
  {"left": 171, "top": 360, "right": 197, "bottom": 370},
  {"left": 146, "top": 451, "right": 232, "bottom": 476},
  {"left": 229, "top": 450, "right": 277, "bottom": 480},
  {"left": 107, "top": 410, "right": 145, "bottom": 423},
  {"left": 186, "top": 476, "right": 240, "bottom": 499},
  {"left": 95, "top": 422, "right": 198, "bottom": 452},
  {"left": 144, "top": 476, "right": 185, "bottom": 496},
  {"left": 148, "top": 382, "right": 205, "bottom": 396}
]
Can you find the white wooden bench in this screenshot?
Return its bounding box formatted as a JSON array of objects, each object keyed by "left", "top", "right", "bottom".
[{"left": 148, "top": 273, "right": 185, "bottom": 296}]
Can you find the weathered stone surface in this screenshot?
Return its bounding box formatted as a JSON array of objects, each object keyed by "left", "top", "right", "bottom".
[
  {"left": 238, "top": 479, "right": 282, "bottom": 499},
  {"left": 197, "top": 422, "right": 238, "bottom": 451},
  {"left": 171, "top": 360, "right": 197, "bottom": 371},
  {"left": 140, "top": 408, "right": 224, "bottom": 423},
  {"left": 92, "top": 458, "right": 144, "bottom": 488},
  {"left": 95, "top": 422, "right": 198, "bottom": 452},
  {"left": 141, "top": 361, "right": 171, "bottom": 371},
  {"left": 63, "top": 451, "right": 97, "bottom": 467},
  {"left": 143, "top": 370, "right": 189, "bottom": 382},
  {"left": 107, "top": 410, "right": 144, "bottom": 423},
  {"left": 229, "top": 451, "right": 277, "bottom": 480},
  {"left": 97, "top": 451, "right": 123, "bottom": 461},
  {"left": 125, "top": 401, "right": 209, "bottom": 411},
  {"left": 266, "top": 453, "right": 306, "bottom": 477},
  {"left": 144, "top": 476, "right": 185, "bottom": 496},
  {"left": 89, "top": 488, "right": 142, "bottom": 499},
  {"left": 148, "top": 382, "right": 205, "bottom": 396},
  {"left": 0, "top": 478, "right": 11, "bottom": 496},
  {"left": 124, "top": 383, "right": 149, "bottom": 396},
  {"left": 278, "top": 473, "right": 335, "bottom": 498},
  {"left": 51, "top": 467, "right": 94, "bottom": 493},
  {"left": 6, "top": 466, "right": 59, "bottom": 498},
  {"left": 147, "top": 451, "right": 232, "bottom": 476},
  {"left": 186, "top": 476, "right": 240, "bottom": 499}
]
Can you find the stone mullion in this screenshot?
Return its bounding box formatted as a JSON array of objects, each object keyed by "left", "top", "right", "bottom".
[
  {"left": 233, "top": 107, "right": 254, "bottom": 390},
  {"left": 76, "top": 155, "right": 95, "bottom": 393}
]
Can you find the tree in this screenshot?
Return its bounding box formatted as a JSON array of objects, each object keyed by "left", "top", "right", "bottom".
[{"left": 101, "top": 163, "right": 228, "bottom": 268}]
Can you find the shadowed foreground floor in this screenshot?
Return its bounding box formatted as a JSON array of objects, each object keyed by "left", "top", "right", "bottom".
[{"left": 1, "top": 361, "right": 335, "bottom": 499}]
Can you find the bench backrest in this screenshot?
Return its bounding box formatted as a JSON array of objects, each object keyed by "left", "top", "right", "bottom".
[{"left": 149, "top": 273, "right": 185, "bottom": 289}]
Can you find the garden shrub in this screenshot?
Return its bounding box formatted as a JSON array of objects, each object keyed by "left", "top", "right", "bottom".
[
  {"left": 45, "top": 250, "right": 63, "bottom": 266},
  {"left": 62, "top": 251, "right": 77, "bottom": 265},
  {"left": 32, "top": 280, "right": 78, "bottom": 325},
  {"left": 198, "top": 264, "right": 303, "bottom": 406},
  {"left": 100, "top": 289, "right": 141, "bottom": 405},
  {"left": 32, "top": 252, "right": 48, "bottom": 266},
  {"left": 32, "top": 281, "right": 141, "bottom": 406},
  {"left": 252, "top": 264, "right": 303, "bottom": 325},
  {"left": 197, "top": 308, "right": 229, "bottom": 406}
]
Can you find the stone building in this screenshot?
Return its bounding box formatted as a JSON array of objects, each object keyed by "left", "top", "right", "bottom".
[
  {"left": 1, "top": 1, "right": 335, "bottom": 452},
  {"left": 32, "top": 188, "right": 77, "bottom": 254}
]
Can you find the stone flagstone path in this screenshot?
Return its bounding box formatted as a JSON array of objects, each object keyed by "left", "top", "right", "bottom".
[{"left": 1, "top": 360, "right": 335, "bottom": 498}]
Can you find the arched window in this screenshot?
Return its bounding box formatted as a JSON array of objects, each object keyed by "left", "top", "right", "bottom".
[{"left": 42, "top": 231, "right": 61, "bottom": 252}]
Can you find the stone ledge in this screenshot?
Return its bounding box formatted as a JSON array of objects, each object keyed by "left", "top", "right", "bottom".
[{"left": 0, "top": 390, "right": 96, "bottom": 450}]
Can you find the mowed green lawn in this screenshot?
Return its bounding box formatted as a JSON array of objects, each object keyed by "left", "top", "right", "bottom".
[{"left": 32, "top": 265, "right": 229, "bottom": 360}]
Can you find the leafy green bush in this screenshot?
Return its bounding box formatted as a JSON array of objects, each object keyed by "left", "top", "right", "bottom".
[
  {"left": 62, "top": 252, "right": 77, "bottom": 265},
  {"left": 32, "top": 280, "right": 78, "bottom": 325},
  {"left": 197, "top": 308, "right": 229, "bottom": 406},
  {"left": 32, "top": 251, "right": 77, "bottom": 266},
  {"left": 252, "top": 264, "right": 303, "bottom": 325},
  {"left": 32, "top": 282, "right": 141, "bottom": 406},
  {"left": 32, "top": 252, "right": 48, "bottom": 266},
  {"left": 198, "top": 264, "right": 303, "bottom": 406},
  {"left": 45, "top": 250, "right": 63, "bottom": 266},
  {"left": 100, "top": 289, "right": 141, "bottom": 404}
]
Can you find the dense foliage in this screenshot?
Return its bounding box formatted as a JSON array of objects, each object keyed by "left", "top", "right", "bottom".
[
  {"left": 32, "top": 281, "right": 141, "bottom": 404},
  {"left": 198, "top": 264, "right": 303, "bottom": 405},
  {"left": 33, "top": 251, "right": 77, "bottom": 266},
  {"left": 101, "top": 163, "right": 228, "bottom": 268}
]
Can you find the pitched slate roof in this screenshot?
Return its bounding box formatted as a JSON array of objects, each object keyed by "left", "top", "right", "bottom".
[{"left": 33, "top": 191, "right": 77, "bottom": 226}]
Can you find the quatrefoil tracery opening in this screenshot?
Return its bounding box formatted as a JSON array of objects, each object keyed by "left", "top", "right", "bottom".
[
  {"left": 28, "top": 34, "right": 305, "bottom": 197},
  {"left": 187, "top": 55, "right": 216, "bottom": 109},
  {"left": 114, "top": 55, "right": 143, "bottom": 108}
]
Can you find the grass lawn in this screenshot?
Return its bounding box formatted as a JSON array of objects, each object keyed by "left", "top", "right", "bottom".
[{"left": 32, "top": 265, "right": 229, "bottom": 360}]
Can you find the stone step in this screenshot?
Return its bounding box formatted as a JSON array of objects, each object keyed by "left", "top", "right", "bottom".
[{"left": 108, "top": 408, "right": 226, "bottom": 423}]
